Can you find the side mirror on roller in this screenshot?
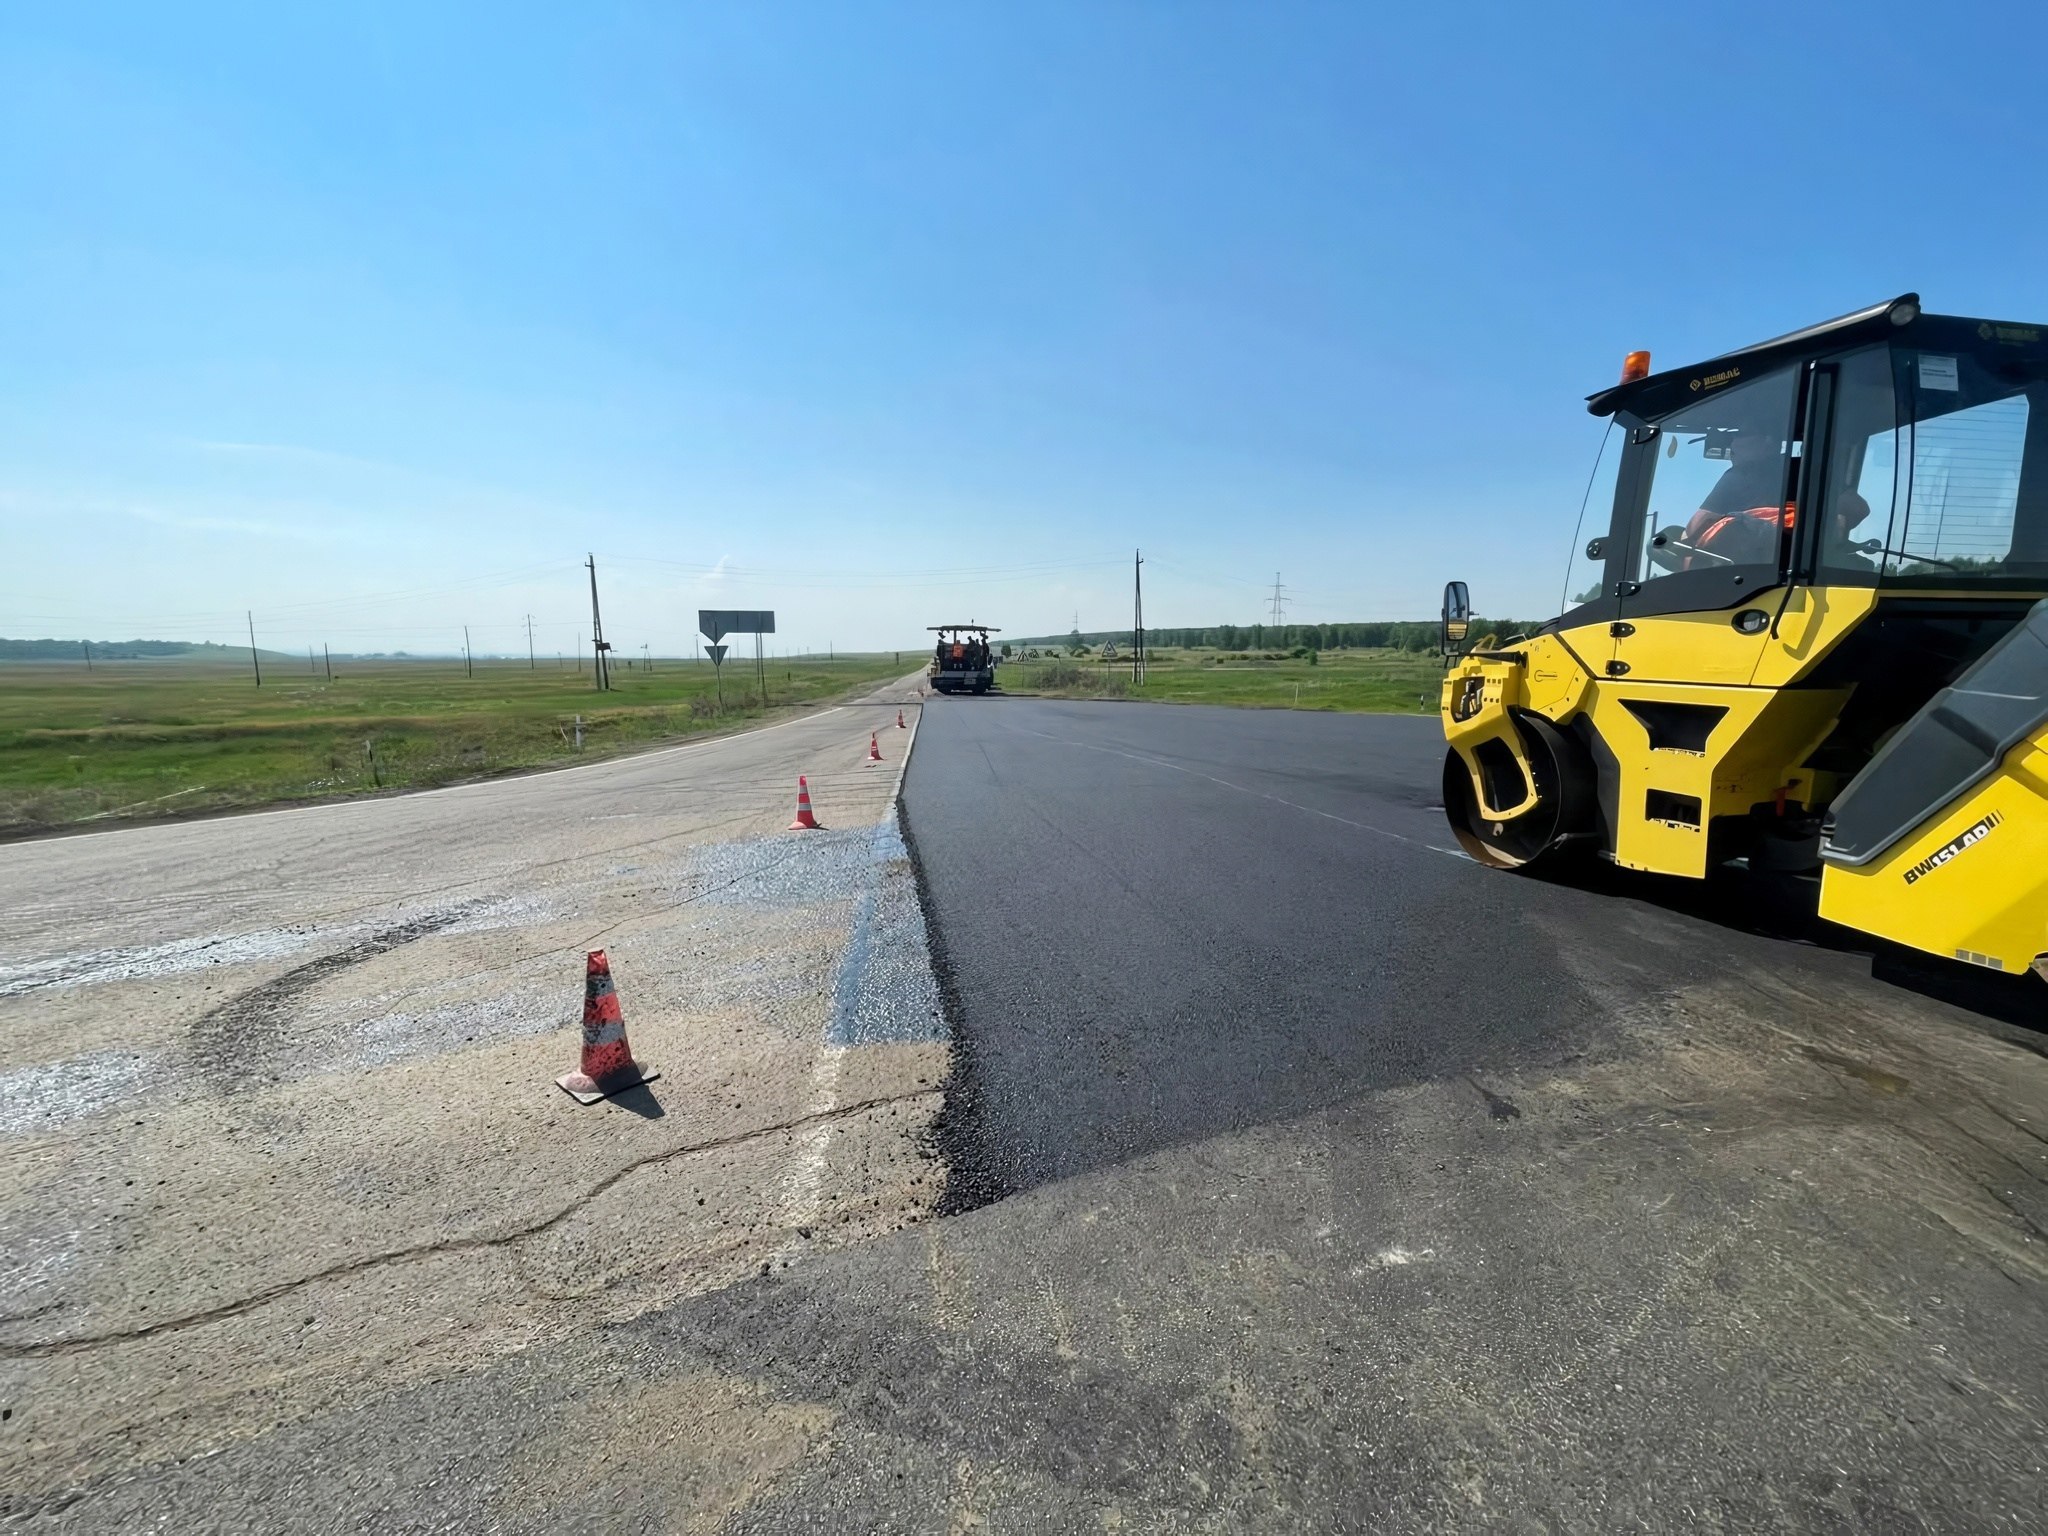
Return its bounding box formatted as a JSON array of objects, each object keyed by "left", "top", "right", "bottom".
[{"left": 1442, "top": 580, "right": 1472, "bottom": 657}]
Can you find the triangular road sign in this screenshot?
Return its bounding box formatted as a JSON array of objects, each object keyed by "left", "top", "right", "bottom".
[{"left": 705, "top": 643, "right": 729, "bottom": 664}]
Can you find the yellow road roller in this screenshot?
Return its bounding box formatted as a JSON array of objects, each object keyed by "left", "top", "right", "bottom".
[{"left": 1440, "top": 294, "right": 2048, "bottom": 980}]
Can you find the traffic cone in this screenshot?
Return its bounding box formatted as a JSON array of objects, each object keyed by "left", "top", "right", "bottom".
[
  {"left": 866, "top": 732, "right": 884, "bottom": 764},
  {"left": 555, "top": 950, "right": 660, "bottom": 1104},
  {"left": 789, "top": 775, "right": 822, "bottom": 830},
  {"left": 897, "top": 709, "right": 906, "bottom": 729}
]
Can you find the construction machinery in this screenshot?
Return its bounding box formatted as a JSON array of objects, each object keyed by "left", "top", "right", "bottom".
[
  {"left": 1440, "top": 294, "right": 2048, "bottom": 981},
  {"left": 927, "top": 625, "right": 1000, "bottom": 695}
]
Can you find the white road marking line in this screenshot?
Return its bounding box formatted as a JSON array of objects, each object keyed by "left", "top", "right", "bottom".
[
  {"left": 775, "top": 702, "right": 924, "bottom": 1260},
  {"left": 775, "top": 1043, "right": 846, "bottom": 1244}
]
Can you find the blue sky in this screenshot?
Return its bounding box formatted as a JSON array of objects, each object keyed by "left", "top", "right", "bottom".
[{"left": 3, "top": 1, "right": 2043, "bottom": 655}]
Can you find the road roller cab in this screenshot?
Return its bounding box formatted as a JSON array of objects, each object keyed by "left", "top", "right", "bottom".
[{"left": 1441, "top": 294, "right": 2048, "bottom": 979}]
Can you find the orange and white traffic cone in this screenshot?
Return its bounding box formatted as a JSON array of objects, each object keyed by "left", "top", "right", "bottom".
[
  {"left": 866, "top": 732, "right": 884, "bottom": 764},
  {"left": 896, "top": 709, "right": 906, "bottom": 729},
  {"left": 555, "top": 950, "right": 661, "bottom": 1104},
  {"left": 789, "top": 775, "right": 822, "bottom": 830}
]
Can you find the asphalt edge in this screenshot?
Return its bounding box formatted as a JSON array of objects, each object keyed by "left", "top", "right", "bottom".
[{"left": 894, "top": 702, "right": 1016, "bottom": 1218}]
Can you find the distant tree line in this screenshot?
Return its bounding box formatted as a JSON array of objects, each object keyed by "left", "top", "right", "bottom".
[
  {"left": 1008, "top": 619, "right": 1539, "bottom": 654},
  {"left": 0, "top": 637, "right": 251, "bottom": 660}
]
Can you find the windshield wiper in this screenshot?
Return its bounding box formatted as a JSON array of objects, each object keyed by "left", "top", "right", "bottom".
[{"left": 1854, "top": 540, "right": 1963, "bottom": 571}]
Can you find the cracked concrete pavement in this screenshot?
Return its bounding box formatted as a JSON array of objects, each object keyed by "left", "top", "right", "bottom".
[{"left": 0, "top": 676, "right": 944, "bottom": 1502}]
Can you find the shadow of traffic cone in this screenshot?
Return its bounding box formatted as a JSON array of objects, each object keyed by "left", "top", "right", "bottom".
[
  {"left": 555, "top": 950, "right": 661, "bottom": 1104},
  {"left": 789, "top": 775, "right": 823, "bottom": 830},
  {"left": 866, "top": 732, "right": 884, "bottom": 764},
  {"left": 897, "top": 709, "right": 906, "bottom": 729}
]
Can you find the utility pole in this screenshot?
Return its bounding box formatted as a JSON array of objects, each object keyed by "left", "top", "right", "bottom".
[
  {"left": 586, "top": 554, "right": 610, "bottom": 691},
  {"left": 1133, "top": 548, "right": 1146, "bottom": 685},
  {"left": 578, "top": 633, "right": 585, "bottom": 674},
  {"left": 324, "top": 643, "right": 332, "bottom": 680},
  {"left": 1269, "top": 573, "right": 1287, "bottom": 630},
  {"left": 641, "top": 642, "right": 651, "bottom": 671},
  {"left": 464, "top": 625, "right": 473, "bottom": 678},
  {"left": 82, "top": 639, "right": 92, "bottom": 672},
  {"left": 309, "top": 645, "right": 316, "bottom": 677},
  {"left": 248, "top": 611, "right": 262, "bottom": 687},
  {"left": 526, "top": 614, "right": 536, "bottom": 670}
]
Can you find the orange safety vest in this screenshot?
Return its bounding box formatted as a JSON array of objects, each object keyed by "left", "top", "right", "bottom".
[{"left": 1681, "top": 503, "right": 1792, "bottom": 568}]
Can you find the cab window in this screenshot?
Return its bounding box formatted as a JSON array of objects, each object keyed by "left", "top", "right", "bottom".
[
  {"left": 1625, "top": 365, "right": 1800, "bottom": 598},
  {"left": 1893, "top": 390, "right": 2030, "bottom": 573},
  {"left": 1815, "top": 345, "right": 1897, "bottom": 583},
  {"left": 1818, "top": 342, "right": 2045, "bottom": 585},
  {"left": 1557, "top": 421, "right": 1623, "bottom": 616}
]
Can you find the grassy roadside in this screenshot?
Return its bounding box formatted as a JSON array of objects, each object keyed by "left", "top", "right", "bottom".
[
  {"left": 0, "top": 653, "right": 908, "bottom": 834},
  {"left": 996, "top": 646, "right": 1445, "bottom": 713}
]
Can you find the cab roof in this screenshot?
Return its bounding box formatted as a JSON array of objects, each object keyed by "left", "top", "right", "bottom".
[
  {"left": 1586, "top": 294, "right": 1923, "bottom": 419},
  {"left": 928, "top": 624, "right": 999, "bottom": 633}
]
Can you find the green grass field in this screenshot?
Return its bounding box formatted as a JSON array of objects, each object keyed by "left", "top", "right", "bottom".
[
  {"left": 0, "top": 653, "right": 907, "bottom": 833},
  {"left": 997, "top": 646, "right": 1446, "bottom": 713}
]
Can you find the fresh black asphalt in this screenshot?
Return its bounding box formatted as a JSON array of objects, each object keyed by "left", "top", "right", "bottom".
[{"left": 903, "top": 697, "right": 1665, "bottom": 1203}]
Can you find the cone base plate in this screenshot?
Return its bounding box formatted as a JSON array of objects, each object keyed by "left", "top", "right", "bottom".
[
  {"left": 789, "top": 819, "right": 823, "bottom": 831},
  {"left": 555, "top": 1062, "right": 662, "bottom": 1105}
]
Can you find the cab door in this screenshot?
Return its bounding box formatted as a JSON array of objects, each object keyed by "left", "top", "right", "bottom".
[
  {"left": 1609, "top": 361, "right": 1806, "bottom": 684},
  {"left": 1548, "top": 426, "right": 1633, "bottom": 683}
]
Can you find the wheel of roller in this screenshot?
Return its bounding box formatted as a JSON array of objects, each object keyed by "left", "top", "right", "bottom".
[{"left": 1442, "top": 713, "right": 1595, "bottom": 870}]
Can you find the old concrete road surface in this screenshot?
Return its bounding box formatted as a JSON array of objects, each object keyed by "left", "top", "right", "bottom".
[{"left": 0, "top": 678, "right": 942, "bottom": 1515}]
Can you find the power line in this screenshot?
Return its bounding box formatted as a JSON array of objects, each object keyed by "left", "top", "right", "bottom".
[
  {"left": 586, "top": 554, "right": 611, "bottom": 691},
  {"left": 1133, "top": 548, "right": 1145, "bottom": 685},
  {"left": 16, "top": 562, "right": 572, "bottom": 632},
  {"left": 593, "top": 550, "right": 1127, "bottom": 583}
]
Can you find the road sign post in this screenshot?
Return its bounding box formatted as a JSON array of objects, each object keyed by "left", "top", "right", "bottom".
[
  {"left": 705, "top": 642, "right": 730, "bottom": 708},
  {"left": 699, "top": 611, "right": 775, "bottom": 713}
]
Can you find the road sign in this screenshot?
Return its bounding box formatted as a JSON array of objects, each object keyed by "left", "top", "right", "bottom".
[
  {"left": 699, "top": 610, "right": 776, "bottom": 642},
  {"left": 705, "top": 643, "right": 729, "bottom": 664}
]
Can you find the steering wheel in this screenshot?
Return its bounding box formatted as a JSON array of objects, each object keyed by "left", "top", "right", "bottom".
[
  {"left": 1689, "top": 505, "right": 1789, "bottom": 569},
  {"left": 1645, "top": 522, "right": 1732, "bottom": 573}
]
